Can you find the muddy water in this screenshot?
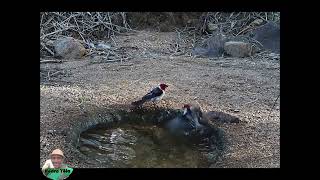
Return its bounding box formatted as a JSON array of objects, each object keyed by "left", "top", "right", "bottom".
[{"left": 79, "top": 123, "right": 213, "bottom": 168}]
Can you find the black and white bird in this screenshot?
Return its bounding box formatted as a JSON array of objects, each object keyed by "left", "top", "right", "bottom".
[
  {"left": 166, "top": 104, "right": 206, "bottom": 136},
  {"left": 131, "top": 83, "right": 168, "bottom": 106}
]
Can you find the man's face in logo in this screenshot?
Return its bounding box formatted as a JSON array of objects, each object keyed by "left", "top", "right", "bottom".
[{"left": 51, "top": 155, "right": 64, "bottom": 168}]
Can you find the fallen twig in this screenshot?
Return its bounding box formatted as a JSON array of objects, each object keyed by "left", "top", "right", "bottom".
[
  {"left": 249, "top": 38, "right": 264, "bottom": 48},
  {"left": 199, "top": 12, "right": 278, "bottom": 36},
  {"left": 119, "top": 63, "right": 134, "bottom": 66},
  {"left": 40, "top": 42, "right": 55, "bottom": 56},
  {"left": 40, "top": 59, "right": 64, "bottom": 63},
  {"left": 101, "top": 56, "right": 132, "bottom": 62},
  {"left": 267, "top": 94, "right": 280, "bottom": 121},
  {"left": 40, "top": 12, "right": 136, "bottom": 57},
  {"left": 40, "top": 28, "right": 71, "bottom": 40},
  {"left": 49, "top": 70, "right": 64, "bottom": 77},
  {"left": 236, "top": 26, "right": 252, "bottom": 36}
]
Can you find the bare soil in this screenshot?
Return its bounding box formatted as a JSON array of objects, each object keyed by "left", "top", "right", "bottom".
[{"left": 40, "top": 30, "right": 280, "bottom": 168}]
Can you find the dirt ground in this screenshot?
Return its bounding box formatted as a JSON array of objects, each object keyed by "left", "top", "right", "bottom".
[{"left": 40, "top": 31, "right": 280, "bottom": 168}]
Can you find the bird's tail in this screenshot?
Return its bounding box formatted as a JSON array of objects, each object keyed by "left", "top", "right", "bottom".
[{"left": 131, "top": 99, "right": 146, "bottom": 106}]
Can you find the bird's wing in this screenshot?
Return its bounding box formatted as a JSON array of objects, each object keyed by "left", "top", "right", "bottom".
[
  {"left": 142, "top": 87, "right": 163, "bottom": 100},
  {"left": 182, "top": 111, "right": 199, "bottom": 129}
]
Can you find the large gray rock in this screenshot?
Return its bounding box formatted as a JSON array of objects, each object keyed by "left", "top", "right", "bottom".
[
  {"left": 192, "top": 33, "right": 227, "bottom": 57},
  {"left": 251, "top": 21, "right": 280, "bottom": 53},
  {"left": 224, "top": 41, "right": 252, "bottom": 57},
  {"left": 54, "top": 37, "right": 86, "bottom": 59}
]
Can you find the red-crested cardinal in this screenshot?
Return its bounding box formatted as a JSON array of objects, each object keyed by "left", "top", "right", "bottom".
[{"left": 131, "top": 83, "right": 168, "bottom": 106}]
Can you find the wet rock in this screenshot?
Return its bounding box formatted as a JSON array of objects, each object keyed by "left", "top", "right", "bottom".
[
  {"left": 224, "top": 41, "right": 252, "bottom": 57},
  {"left": 54, "top": 37, "right": 87, "bottom": 59}
]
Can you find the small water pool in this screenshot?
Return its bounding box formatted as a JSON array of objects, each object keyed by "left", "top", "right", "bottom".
[{"left": 80, "top": 122, "right": 222, "bottom": 167}]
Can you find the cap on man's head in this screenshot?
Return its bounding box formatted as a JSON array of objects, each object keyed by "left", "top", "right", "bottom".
[{"left": 50, "top": 149, "right": 64, "bottom": 158}]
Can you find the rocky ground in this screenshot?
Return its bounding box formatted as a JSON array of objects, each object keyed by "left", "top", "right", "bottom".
[{"left": 40, "top": 30, "right": 280, "bottom": 168}]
